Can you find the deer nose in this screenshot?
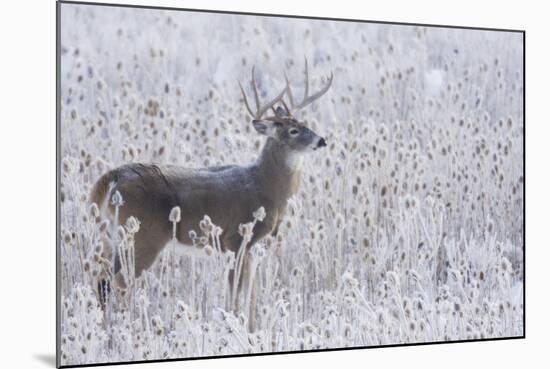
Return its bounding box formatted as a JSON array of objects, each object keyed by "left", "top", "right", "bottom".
[{"left": 317, "top": 138, "right": 327, "bottom": 148}]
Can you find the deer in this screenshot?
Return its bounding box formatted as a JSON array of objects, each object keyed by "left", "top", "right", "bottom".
[{"left": 90, "top": 60, "right": 333, "bottom": 330}]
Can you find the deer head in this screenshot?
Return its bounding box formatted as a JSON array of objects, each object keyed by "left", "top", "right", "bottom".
[{"left": 239, "top": 59, "right": 333, "bottom": 154}]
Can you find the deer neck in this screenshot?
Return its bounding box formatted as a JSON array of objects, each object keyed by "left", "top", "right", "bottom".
[{"left": 255, "top": 137, "right": 302, "bottom": 201}]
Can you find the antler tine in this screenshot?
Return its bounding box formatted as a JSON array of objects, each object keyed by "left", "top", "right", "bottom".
[
  {"left": 303, "top": 57, "right": 309, "bottom": 102},
  {"left": 284, "top": 59, "right": 333, "bottom": 114},
  {"left": 280, "top": 98, "right": 291, "bottom": 116},
  {"left": 284, "top": 73, "right": 295, "bottom": 108},
  {"left": 257, "top": 86, "right": 287, "bottom": 118},
  {"left": 293, "top": 71, "right": 333, "bottom": 111},
  {"left": 240, "top": 66, "right": 287, "bottom": 120},
  {"left": 251, "top": 66, "right": 260, "bottom": 114},
  {"left": 238, "top": 81, "right": 255, "bottom": 119}
]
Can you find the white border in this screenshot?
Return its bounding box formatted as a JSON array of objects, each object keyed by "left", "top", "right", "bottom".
[{"left": 1, "top": 1, "right": 547, "bottom": 368}]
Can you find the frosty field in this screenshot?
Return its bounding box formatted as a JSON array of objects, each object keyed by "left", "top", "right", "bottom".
[{"left": 59, "top": 4, "right": 524, "bottom": 366}]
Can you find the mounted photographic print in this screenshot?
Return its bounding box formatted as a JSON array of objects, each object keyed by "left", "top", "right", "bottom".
[{"left": 57, "top": 1, "right": 525, "bottom": 367}]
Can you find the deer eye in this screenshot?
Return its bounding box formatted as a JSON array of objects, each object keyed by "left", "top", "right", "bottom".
[{"left": 289, "top": 128, "right": 300, "bottom": 136}]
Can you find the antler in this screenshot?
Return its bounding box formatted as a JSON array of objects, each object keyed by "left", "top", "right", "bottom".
[
  {"left": 284, "top": 58, "right": 333, "bottom": 115},
  {"left": 239, "top": 66, "right": 287, "bottom": 120}
]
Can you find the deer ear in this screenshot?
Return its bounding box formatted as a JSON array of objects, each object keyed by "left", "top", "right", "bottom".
[
  {"left": 252, "top": 120, "right": 277, "bottom": 137},
  {"left": 275, "top": 106, "right": 290, "bottom": 118}
]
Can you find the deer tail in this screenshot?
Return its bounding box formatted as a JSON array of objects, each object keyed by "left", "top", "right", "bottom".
[{"left": 90, "top": 170, "right": 118, "bottom": 214}]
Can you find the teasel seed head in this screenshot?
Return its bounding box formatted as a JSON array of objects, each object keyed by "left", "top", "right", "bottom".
[{"left": 169, "top": 206, "right": 181, "bottom": 223}]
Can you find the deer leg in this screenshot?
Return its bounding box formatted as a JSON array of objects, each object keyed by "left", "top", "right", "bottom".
[
  {"left": 225, "top": 219, "right": 273, "bottom": 331},
  {"left": 248, "top": 263, "right": 259, "bottom": 332},
  {"left": 243, "top": 230, "right": 270, "bottom": 332},
  {"left": 229, "top": 259, "right": 248, "bottom": 313},
  {"left": 224, "top": 232, "right": 247, "bottom": 312},
  {"left": 133, "top": 229, "right": 171, "bottom": 278},
  {"left": 227, "top": 268, "right": 236, "bottom": 311},
  {"left": 97, "top": 278, "right": 111, "bottom": 308},
  {"left": 227, "top": 268, "right": 246, "bottom": 311},
  {"left": 229, "top": 254, "right": 258, "bottom": 331},
  {"left": 96, "top": 235, "right": 117, "bottom": 308},
  {"left": 97, "top": 230, "right": 169, "bottom": 309}
]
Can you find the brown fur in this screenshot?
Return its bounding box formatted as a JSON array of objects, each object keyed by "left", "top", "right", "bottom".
[{"left": 90, "top": 137, "right": 303, "bottom": 278}]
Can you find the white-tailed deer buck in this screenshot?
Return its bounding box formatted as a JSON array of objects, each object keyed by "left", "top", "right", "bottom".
[{"left": 91, "top": 60, "right": 333, "bottom": 329}]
